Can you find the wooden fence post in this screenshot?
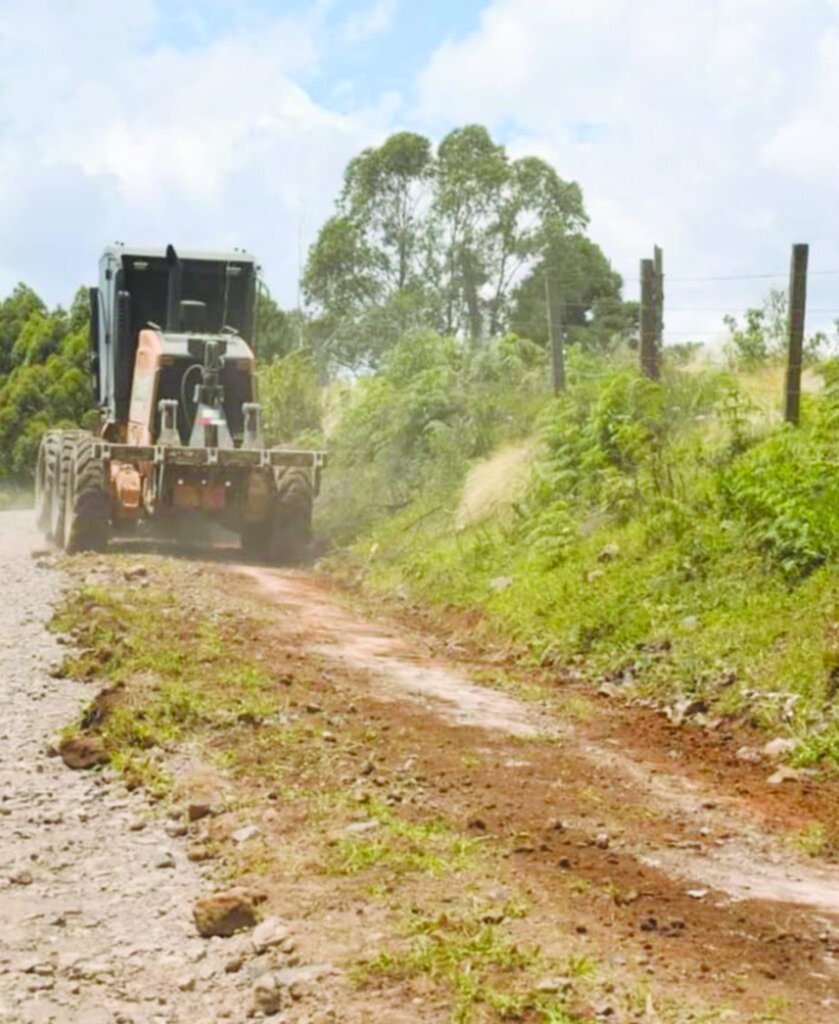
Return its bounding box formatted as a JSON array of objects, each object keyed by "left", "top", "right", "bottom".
[
  {"left": 545, "top": 272, "right": 565, "bottom": 393},
  {"left": 784, "top": 243, "right": 808, "bottom": 425},
  {"left": 640, "top": 258, "right": 659, "bottom": 380},
  {"left": 653, "top": 244, "right": 664, "bottom": 361}
]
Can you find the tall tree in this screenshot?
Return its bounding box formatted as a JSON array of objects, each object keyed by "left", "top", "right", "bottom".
[
  {"left": 303, "top": 124, "right": 621, "bottom": 367},
  {"left": 510, "top": 230, "right": 633, "bottom": 351},
  {"left": 341, "top": 131, "right": 432, "bottom": 292},
  {"left": 0, "top": 284, "right": 94, "bottom": 480}
]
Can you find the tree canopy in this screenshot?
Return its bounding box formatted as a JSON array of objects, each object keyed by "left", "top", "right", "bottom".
[{"left": 303, "top": 124, "right": 631, "bottom": 368}]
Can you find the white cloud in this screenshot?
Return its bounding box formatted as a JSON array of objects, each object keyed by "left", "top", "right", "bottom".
[
  {"left": 416, "top": 0, "right": 839, "bottom": 342},
  {"left": 0, "top": 1, "right": 390, "bottom": 304},
  {"left": 763, "top": 28, "right": 839, "bottom": 182},
  {"left": 3, "top": 0, "right": 839, "bottom": 345},
  {"left": 341, "top": 0, "right": 396, "bottom": 45}
]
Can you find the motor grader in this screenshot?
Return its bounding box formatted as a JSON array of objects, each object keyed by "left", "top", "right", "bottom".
[{"left": 35, "top": 243, "right": 325, "bottom": 560}]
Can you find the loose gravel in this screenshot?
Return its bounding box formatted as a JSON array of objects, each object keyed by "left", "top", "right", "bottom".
[{"left": 0, "top": 511, "right": 264, "bottom": 1024}]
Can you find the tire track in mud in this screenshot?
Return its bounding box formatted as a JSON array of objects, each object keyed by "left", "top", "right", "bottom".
[
  {"left": 4, "top": 510, "right": 836, "bottom": 1023},
  {"left": 224, "top": 563, "right": 839, "bottom": 1019},
  {"left": 236, "top": 565, "right": 839, "bottom": 923}
]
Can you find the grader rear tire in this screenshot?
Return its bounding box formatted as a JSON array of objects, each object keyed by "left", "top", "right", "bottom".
[
  {"left": 49, "top": 433, "right": 75, "bottom": 544},
  {"left": 272, "top": 468, "right": 313, "bottom": 565},
  {"left": 58, "top": 436, "right": 109, "bottom": 553}
]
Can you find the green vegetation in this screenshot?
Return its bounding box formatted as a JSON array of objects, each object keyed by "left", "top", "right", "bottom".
[
  {"left": 0, "top": 284, "right": 95, "bottom": 482},
  {"left": 354, "top": 909, "right": 576, "bottom": 1024},
  {"left": 4, "top": 123, "right": 835, "bottom": 773},
  {"left": 53, "top": 575, "right": 280, "bottom": 794},
  {"left": 303, "top": 125, "right": 633, "bottom": 370},
  {"left": 324, "top": 800, "right": 480, "bottom": 878},
  {"left": 326, "top": 343, "right": 839, "bottom": 765},
  {"left": 317, "top": 330, "right": 548, "bottom": 541}
]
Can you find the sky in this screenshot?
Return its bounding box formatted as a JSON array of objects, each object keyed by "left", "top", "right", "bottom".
[{"left": 2, "top": 0, "right": 839, "bottom": 345}]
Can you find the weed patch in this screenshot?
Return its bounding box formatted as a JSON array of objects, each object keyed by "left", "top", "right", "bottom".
[{"left": 354, "top": 909, "right": 581, "bottom": 1024}]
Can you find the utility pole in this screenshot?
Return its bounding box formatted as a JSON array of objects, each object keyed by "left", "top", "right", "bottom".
[
  {"left": 545, "top": 272, "right": 565, "bottom": 393},
  {"left": 784, "top": 243, "right": 808, "bottom": 425},
  {"left": 640, "top": 258, "right": 658, "bottom": 380}
]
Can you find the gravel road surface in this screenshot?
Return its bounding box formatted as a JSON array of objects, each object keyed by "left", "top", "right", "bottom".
[{"left": 0, "top": 511, "right": 255, "bottom": 1024}]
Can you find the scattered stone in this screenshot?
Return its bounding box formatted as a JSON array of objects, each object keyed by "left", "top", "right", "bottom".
[
  {"left": 535, "top": 977, "right": 568, "bottom": 994},
  {"left": 188, "top": 801, "right": 214, "bottom": 821},
  {"left": 154, "top": 849, "right": 175, "bottom": 869},
  {"left": 9, "top": 867, "right": 34, "bottom": 885},
  {"left": 763, "top": 737, "right": 796, "bottom": 760},
  {"left": 123, "top": 565, "right": 148, "bottom": 581},
  {"left": 225, "top": 954, "right": 246, "bottom": 974},
  {"left": 193, "top": 889, "right": 260, "bottom": 938},
  {"left": 177, "top": 973, "right": 196, "bottom": 991},
  {"left": 252, "top": 916, "right": 292, "bottom": 954},
  {"left": 680, "top": 615, "right": 700, "bottom": 632},
  {"left": 233, "top": 824, "right": 261, "bottom": 844},
  {"left": 686, "top": 888, "right": 708, "bottom": 900},
  {"left": 251, "top": 973, "right": 282, "bottom": 1016},
  {"left": 595, "top": 832, "right": 610, "bottom": 849},
  {"left": 489, "top": 575, "right": 513, "bottom": 592},
  {"left": 187, "top": 844, "right": 212, "bottom": 862},
  {"left": 735, "top": 745, "right": 762, "bottom": 765},
  {"left": 59, "top": 734, "right": 108, "bottom": 770},
  {"left": 343, "top": 819, "right": 379, "bottom": 836},
  {"left": 597, "top": 542, "right": 620, "bottom": 562},
  {"left": 128, "top": 815, "right": 147, "bottom": 831},
  {"left": 44, "top": 733, "right": 63, "bottom": 756},
  {"left": 767, "top": 766, "right": 806, "bottom": 785},
  {"left": 669, "top": 698, "right": 709, "bottom": 726},
  {"left": 164, "top": 819, "right": 189, "bottom": 838}
]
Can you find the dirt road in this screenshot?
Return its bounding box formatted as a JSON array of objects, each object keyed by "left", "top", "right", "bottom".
[{"left": 1, "top": 509, "right": 837, "bottom": 1023}]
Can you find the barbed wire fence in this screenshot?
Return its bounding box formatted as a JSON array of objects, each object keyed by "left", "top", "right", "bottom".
[{"left": 541, "top": 242, "right": 831, "bottom": 423}]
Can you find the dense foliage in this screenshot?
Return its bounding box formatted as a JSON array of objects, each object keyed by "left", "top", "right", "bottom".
[
  {"left": 317, "top": 331, "right": 548, "bottom": 541},
  {"left": 0, "top": 284, "right": 94, "bottom": 481}
]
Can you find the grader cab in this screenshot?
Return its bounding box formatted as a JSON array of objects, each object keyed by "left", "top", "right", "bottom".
[{"left": 35, "top": 243, "right": 324, "bottom": 560}]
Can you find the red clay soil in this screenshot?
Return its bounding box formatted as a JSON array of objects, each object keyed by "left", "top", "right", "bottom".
[{"left": 221, "top": 564, "right": 838, "bottom": 1022}]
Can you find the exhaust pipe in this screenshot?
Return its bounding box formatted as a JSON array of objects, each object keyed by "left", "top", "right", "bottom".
[{"left": 165, "top": 244, "right": 182, "bottom": 332}]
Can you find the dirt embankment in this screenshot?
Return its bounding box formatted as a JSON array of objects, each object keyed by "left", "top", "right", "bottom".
[{"left": 2, "top": 511, "right": 837, "bottom": 1023}]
